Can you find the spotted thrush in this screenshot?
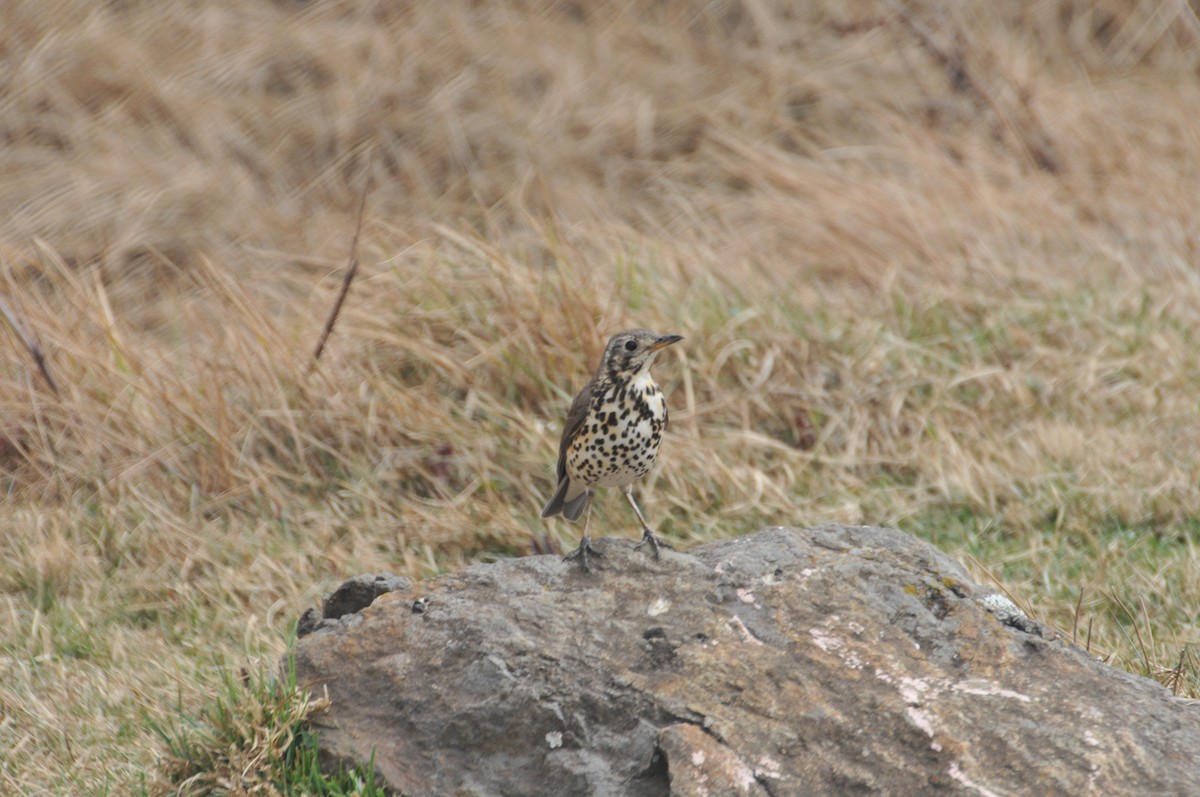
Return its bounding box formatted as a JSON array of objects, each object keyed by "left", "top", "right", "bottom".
[{"left": 541, "top": 329, "right": 683, "bottom": 571}]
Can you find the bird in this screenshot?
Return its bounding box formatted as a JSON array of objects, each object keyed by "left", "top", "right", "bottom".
[{"left": 541, "top": 328, "right": 683, "bottom": 572}]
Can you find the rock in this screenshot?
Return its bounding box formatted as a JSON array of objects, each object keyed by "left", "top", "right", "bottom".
[
  {"left": 296, "top": 573, "right": 411, "bottom": 637},
  {"left": 293, "top": 526, "right": 1200, "bottom": 796}
]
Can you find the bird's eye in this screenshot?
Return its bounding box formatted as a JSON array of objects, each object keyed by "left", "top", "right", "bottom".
[{"left": 624, "top": 340, "right": 638, "bottom": 351}]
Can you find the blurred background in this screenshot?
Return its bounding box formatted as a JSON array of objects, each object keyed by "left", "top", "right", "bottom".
[{"left": 2, "top": 0, "right": 1200, "bottom": 792}]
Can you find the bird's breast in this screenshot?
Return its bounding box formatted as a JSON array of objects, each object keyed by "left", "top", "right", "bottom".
[
  {"left": 628, "top": 371, "right": 664, "bottom": 416},
  {"left": 564, "top": 373, "right": 668, "bottom": 488}
]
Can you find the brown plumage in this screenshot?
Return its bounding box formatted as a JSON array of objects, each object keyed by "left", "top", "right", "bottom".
[{"left": 541, "top": 328, "right": 683, "bottom": 571}]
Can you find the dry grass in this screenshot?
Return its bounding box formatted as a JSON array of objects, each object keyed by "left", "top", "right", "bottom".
[{"left": 3, "top": 0, "right": 1200, "bottom": 792}]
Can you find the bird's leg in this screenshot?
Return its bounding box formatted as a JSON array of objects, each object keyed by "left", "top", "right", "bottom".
[
  {"left": 625, "top": 485, "right": 673, "bottom": 559},
  {"left": 562, "top": 492, "right": 600, "bottom": 572}
]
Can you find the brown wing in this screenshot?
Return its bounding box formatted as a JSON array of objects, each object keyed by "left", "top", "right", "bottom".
[{"left": 555, "top": 376, "right": 597, "bottom": 483}]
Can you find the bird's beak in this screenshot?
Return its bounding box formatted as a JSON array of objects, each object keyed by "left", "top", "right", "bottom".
[{"left": 650, "top": 334, "right": 684, "bottom": 351}]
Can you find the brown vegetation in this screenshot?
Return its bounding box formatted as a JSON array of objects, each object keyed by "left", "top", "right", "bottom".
[{"left": 2, "top": 0, "right": 1200, "bottom": 792}]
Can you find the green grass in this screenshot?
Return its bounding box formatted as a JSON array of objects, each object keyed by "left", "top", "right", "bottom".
[
  {"left": 3, "top": 0, "right": 1200, "bottom": 792},
  {"left": 150, "top": 642, "right": 385, "bottom": 797},
  {"left": 908, "top": 501, "right": 1200, "bottom": 696}
]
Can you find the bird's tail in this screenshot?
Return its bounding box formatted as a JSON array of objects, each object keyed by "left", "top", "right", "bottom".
[{"left": 541, "top": 477, "right": 592, "bottom": 521}]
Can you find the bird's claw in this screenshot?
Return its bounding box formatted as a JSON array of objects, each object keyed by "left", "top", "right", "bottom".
[
  {"left": 633, "top": 528, "right": 673, "bottom": 559},
  {"left": 563, "top": 536, "right": 601, "bottom": 573}
]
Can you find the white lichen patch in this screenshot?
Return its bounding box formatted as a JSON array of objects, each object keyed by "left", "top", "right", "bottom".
[
  {"left": 906, "top": 706, "right": 935, "bottom": 737},
  {"left": 948, "top": 762, "right": 1003, "bottom": 797},
  {"left": 648, "top": 596, "right": 670, "bottom": 617},
  {"left": 980, "top": 592, "right": 1026, "bottom": 625},
  {"left": 545, "top": 731, "right": 563, "bottom": 749},
  {"left": 874, "top": 668, "right": 935, "bottom": 704},
  {"left": 903, "top": 676, "right": 938, "bottom": 703},
  {"left": 735, "top": 588, "right": 759, "bottom": 607},
  {"left": 731, "top": 759, "right": 758, "bottom": 790},
  {"left": 755, "top": 756, "right": 783, "bottom": 780},
  {"left": 726, "top": 615, "right": 765, "bottom": 646},
  {"left": 871, "top": 662, "right": 1042, "bottom": 758},
  {"left": 809, "top": 625, "right": 866, "bottom": 669},
  {"left": 809, "top": 628, "right": 843, "bottom": 654},
  {"left": 951, "top": 680, "right": 1032, "bottom": 702}
]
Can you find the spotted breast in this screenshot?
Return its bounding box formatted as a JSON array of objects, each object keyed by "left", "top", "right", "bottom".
[{"left": 565, "top": 370, "right": 667, "bottom": 489}]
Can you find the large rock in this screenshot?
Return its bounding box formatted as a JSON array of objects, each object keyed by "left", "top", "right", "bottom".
[{"left": 293, "top": 526, "right": 1200, "bottom": 796}]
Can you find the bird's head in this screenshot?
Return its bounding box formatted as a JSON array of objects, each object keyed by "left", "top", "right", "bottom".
[{"left": 601, "top": 329, "right": 683, "bottom": 376}]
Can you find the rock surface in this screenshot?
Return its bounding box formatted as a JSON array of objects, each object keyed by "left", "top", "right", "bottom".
[
  {"left": 293, "top": 526, "right": 1200, "bottom": 796},
  {"left": 296, "top": 573, "right": 412, "bottom": 637}
]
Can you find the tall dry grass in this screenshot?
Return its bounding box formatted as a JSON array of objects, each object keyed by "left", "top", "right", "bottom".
[{"left": 3, "top": 0, "right": 1200, "bottom": 792}]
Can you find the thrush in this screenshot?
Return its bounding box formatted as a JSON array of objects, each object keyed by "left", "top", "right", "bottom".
[{"left": 541, "top": 328, "right": 683, "bottom": 571}]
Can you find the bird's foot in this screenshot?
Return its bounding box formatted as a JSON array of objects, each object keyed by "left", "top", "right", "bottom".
[
  {"left": 633, "top": 527, "right": 674, "bottom": 559},
  {"left": 563, "top": 534, "right": 602, "bottom": 573}
]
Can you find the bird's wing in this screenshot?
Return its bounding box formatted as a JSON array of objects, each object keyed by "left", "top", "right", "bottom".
[{"left": 555, "top": 380, "right": 595, "bottom": 483}]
